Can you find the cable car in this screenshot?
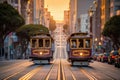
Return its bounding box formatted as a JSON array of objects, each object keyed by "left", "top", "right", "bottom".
[
  {"left": 67, "top": 32, "right": 93, "bottom": 66},
  {"left": 29, "top": 33, "right": 54, "bottom": 64}
]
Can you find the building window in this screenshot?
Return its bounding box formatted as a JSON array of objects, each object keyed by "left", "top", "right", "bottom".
[
  {"left": 11, "top": 0, "right": 18, "bottom": 4},
  {"left": 115, "top": 0, "right": 120, "bottom": 2},
  {"left": 86, "top": 25, "right": 88, "bottom": 29},
  {"left": 115, "top": 6, "right": 120, "bottom": 11},
  {"left": 86, "top": 19, "right": 88, "bottom": 23},
  {"left": 110, "top": 6, "right": 114, "bottom": 13},
  {"left": 14, "top": 0, "right": 18, "bottom": 3}
]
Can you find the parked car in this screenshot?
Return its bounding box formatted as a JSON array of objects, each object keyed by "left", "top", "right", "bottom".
[
  {"left": 108, "top": 50, "right": 119, "bottom": 64},
  {"left": 101, "top": 53, "right": 109, "bottom": 62},
  {"left": 114, "top": 49, "right": 120, "bottom": 68},
  {"left": 96, "top": 53, "right": 103, "bottom": 62},
  {"left": 92, "top": 54, "right": 99, "bottom": 61},
  {"left": 114, "top": 55, "right": 120, "bottom": 68}
]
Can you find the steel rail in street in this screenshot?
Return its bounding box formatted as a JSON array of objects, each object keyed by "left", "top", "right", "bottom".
[
  {"left": 1, "top": 61, "right": 32, "bottom": 80},
  {"left": 80, "top": 68, "right": 98, "bottom": 80}
]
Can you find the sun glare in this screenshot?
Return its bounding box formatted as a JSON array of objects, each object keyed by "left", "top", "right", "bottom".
[{"left": 45, "top": 0, "right": 69, "bottom": 21}]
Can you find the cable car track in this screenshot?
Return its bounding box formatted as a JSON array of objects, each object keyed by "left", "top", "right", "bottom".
[
  {"left": 81, "top": 66, "right": 117, "bottom": 80},
  {"left": 44, "top": 59, "right": 65, "bottom": 80},
  {"left": 80, "top": 68, "right": 98, "bottom": 80},
  {"left": 0, "top": 61, "right": 32, "bottom": 80},
  {"left": 1, "top": 60, "right": 119, "bottom": 80},
  {"left": 60, "top": 59, "right": 77, "bottom": 80},
  {"left": 44, "top": 60, "right": 57, "bottom": 80},
  {"left": 61, "top": 59, "right": 98, "bottom": 80}
]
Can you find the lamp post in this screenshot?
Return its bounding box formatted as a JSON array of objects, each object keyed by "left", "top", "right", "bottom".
[
  {"left": 88, "top": 0, "right": 97, "bottom": 54},
  {"left": 26, "top": 0, "right": 31, "bottom": 24},
  {"left": 88, "top": 0, "right": 97, "bottom": 36}
]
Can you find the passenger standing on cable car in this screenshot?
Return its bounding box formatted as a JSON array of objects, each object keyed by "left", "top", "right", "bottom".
[{"left": 72, "top": 40, "right": 77, "bottom": 48}]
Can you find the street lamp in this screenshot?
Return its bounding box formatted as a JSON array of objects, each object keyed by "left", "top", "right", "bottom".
[
  {"left": 26, "top": 0, "right": 31, "bottom": 24},
  {"left": 88, "top": 0, "right": 97, "bottom": 54}
]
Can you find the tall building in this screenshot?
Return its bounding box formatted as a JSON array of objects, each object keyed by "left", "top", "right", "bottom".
[
  {"left": 100, "top": 0, "right": 111, "bottom": 52},
  {"left": 80, "top": 14, "right": 89, "bottom": 33},
  {"left": 69, "top": 0, "right": 94, "bottom": 34},
  {"left": 101, "top": 0, "right": 110, "bottom": 31},
  {"left": 0, "top": 0, "right": 21, "bottom": 13},
  {"left": 44, "top": 8, "right": 50, "bottom": 28},
  {"left": 116, "top": 10, "right": 120, "bottom": 15},
  {"left": 88, "top": 0, "right": 102, "bottom": 53},
  {"left": 110, "top": 0, "right": 120, "bottom": 17},
  {"left": 101, "top": 0, "right": 120, "bottom": 52},
  {"left": 69, "top": 0, "right": 76, "bottom": 34},
  {"left": 32, "top": 0, "right": 44, "bottom": 25},
  {"left": 64, "top": 10, "right": 69, "bottom": 25},
  {"left": 64, "top": 10, "right": 70, "bottom": 34}
]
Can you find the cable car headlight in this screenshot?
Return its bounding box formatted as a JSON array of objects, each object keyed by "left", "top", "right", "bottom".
[
  {"left": 80, "top": 53, "right": 83, "bottom": 56},
  {"left": 39, "top": 52, "right": 43, "bottom": 55}
]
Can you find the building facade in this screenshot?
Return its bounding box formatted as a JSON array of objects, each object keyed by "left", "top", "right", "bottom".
[
  {"left": 69, "top": 0, "right": 95, "bottom": 34},
  {"left": 80, "top": 14, "right": 89, "bottom": 33},
  {"left": 110, "top": 0, "right": 120, "bottom": 17},
  {"left": 64, "top": 10, "right": 70, "bottom": 34},
  {"left": 32, "top": 0, "right": 44, "bottom": 24},
  {"left": 44, "top": 8, "right": 50, "bottom": 28},
  {"left": 69, "top": 0, "right": 76, "bottom": 34}
]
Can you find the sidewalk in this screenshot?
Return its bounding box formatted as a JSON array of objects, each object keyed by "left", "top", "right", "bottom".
[{"left": 0, "top": 59, "right": 30, "bottom": 68}]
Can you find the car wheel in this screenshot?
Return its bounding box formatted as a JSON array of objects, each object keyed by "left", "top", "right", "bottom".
[
  {"left": 114, "top": 63, "right": 117, "bottom": 67},
  {"left": 118, "top": 64, "right": 120, "bottom": 68},
  {"left": 71, "top": 61, "right": 74, "bottom": 66}
]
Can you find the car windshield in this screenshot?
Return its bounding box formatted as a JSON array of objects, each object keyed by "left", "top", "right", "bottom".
[
  {"left": 113, "top": 51, "right": 118, "bottom": 55},
  {"left": 104, "top": 53, "right": 109, "bottom": 56}
]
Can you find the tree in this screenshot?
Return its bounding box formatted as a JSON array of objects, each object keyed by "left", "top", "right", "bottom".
[
  {"left": 63, "top": 24, "right": 69, "bottom": 33},
  {"left": 49, "top": 17, "right": 56, "bottom": 32},
  {"left": 0, "top": 2, "right": 25, "bottom": 56},
  {"left": 21, "top": 0, "right": 29, "bottom": 18},
  {"left": 16, "top": 24, "right": 49, "bottom": 58},
  {"left": 63, "top": 24, "right": 68, "bottom": 30},
  {"left": 102, "top": 15, "right": 120, "bottom": 50}
]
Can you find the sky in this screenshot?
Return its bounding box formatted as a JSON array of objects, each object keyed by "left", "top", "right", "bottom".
[{"left": 45, "top": 0, "right": 69, "bottom": 21}]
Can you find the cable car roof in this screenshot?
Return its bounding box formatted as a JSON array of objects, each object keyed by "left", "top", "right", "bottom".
[
  {"left": 67, "top": 32, "right": 92, "bottom": 40},
  {"left": 31, "top": 33, "right": 53, "bottom": 40}
]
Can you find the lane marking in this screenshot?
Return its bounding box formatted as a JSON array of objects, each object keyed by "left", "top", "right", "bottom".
[{"left": 19, "top": 67, "right": 41, "bottom": 80}]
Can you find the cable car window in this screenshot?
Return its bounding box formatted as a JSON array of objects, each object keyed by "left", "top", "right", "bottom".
[
  {"left": 45, "top": 39, "right": 50, "bottom": 47},
  {"left": 71, "top": 39, "right": 77, "bottom": 48},
  {"left": 85, "top": 39, "right": 90, "bottom": 48},
  {"left": 39, "top": 39, "right": 43, "bottom": 47},
  {"left": 32, "top": 39, "right": 37, "bottom": 48},
  {"left": 78, "top": 39, "right": 83, "bottom": 48}
]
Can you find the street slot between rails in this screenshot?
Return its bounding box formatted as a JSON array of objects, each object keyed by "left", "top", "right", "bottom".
[
  {"left": 44, "top": 60, "right": 56, "bottom": 80},
  {"left": 45, "top": 59, "right": 66, "bottom": 80},
  {"left": 57, "top": 59, "right": 61, "bottom": 80},
  {"left": 61, "top": 59, "right": 66, "bottom": 80},
  {"left": 61, "top": 59, "right": 77, "bottom": 80}
]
